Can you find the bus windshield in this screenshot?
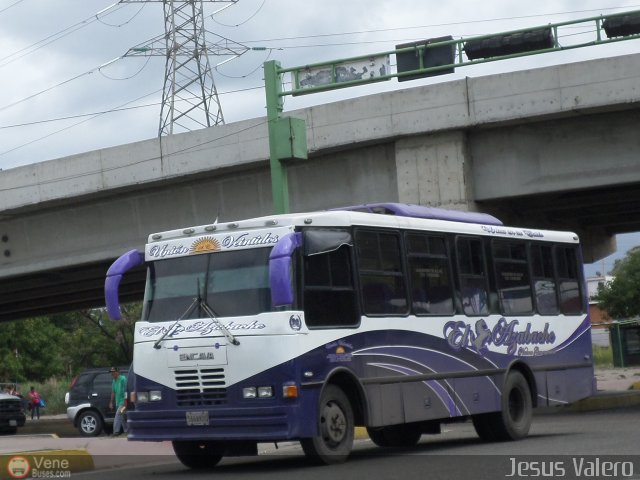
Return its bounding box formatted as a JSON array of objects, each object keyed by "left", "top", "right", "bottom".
[{"left": 142, "top": 247, "right": 273, "bottom": 322}]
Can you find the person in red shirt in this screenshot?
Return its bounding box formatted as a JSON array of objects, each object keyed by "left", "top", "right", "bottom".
[{"left": 27, "top": 387, "right": 41, "bottom": 420}]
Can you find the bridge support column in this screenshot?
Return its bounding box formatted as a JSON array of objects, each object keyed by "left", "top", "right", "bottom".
[{"left": 395, "top": 131, "right": 477, "bottom": 211}]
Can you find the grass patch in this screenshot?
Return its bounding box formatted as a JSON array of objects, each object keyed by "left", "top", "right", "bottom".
[
  {"left": 17, "top": 377, "right": 72, "bottom": 416},
  {"left": 593, "top": 345, "right": 614, "bottom": 368}
]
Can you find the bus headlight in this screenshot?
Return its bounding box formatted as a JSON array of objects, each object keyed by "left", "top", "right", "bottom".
[
  {"left": 257, "top": 386, "right": 273, "bottom": 398},
  {"left": 137, "top": 392, "right": 149, "bottom": 403},
  {"left": 243, "top": 386, "right": 274, "bottom": 399},
  {"left": 136, "top": 391, "right": 162, "bottom": 403},
  {"left": 243, "top": 387, "right": 257, "bottom": 399}
]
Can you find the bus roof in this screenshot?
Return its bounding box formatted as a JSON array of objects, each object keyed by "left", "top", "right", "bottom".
[
  {"left": 331, "top": 203, "right": 503, "bottom": 225},
  {"left": 147, "top": 203, "right": 579, "bottom": 245}
]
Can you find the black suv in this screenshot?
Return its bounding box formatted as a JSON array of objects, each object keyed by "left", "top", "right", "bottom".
[
  {"left": 65, "top": 366, "right": 130, "bottom": 436},
  {"left": 0, "top": 391, "right": 26, "bottom": 435}
]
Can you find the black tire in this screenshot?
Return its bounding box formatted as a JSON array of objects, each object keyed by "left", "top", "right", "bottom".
[
  {"left": 172, "top": 440, "right": 224, "bottom": 469},
  {"left": 471, "top": 413, "right": 497, "bottom": 441},
  {"left": 473, "top": 370, "right": 532, "bottom": 442},
  {"left": 77, "top": 410, "right": 104, "bottom": 437},
  {"left": 300, "top": 384, "right": 354, "bottom": 465},
  {"left": 366, "top": 424, "right": 422, "bottom": 447},
  {"left": 0, "top": 427, "right": 18, "bottom": 435}
]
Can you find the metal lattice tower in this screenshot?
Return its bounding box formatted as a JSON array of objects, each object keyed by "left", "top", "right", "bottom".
[{"left": 123, "top": 0, "right": 247, "bottom": 136}]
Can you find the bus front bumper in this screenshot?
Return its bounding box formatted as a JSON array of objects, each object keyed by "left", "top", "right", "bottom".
[{"left": 126, "top": 403, "right": 314, "bottom": 442}]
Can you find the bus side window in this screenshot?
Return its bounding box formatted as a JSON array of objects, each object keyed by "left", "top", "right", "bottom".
[
  {"left": 555, "top": 246, "right": 583, "bottom": 315},
  {"left": 492, "top": 241, "right": 533, "bottom": 315},
  {"left": 356, "top": 231, "right": 408, "bottom": 315},
  {"left": 530, "top": 244, "right": 559, "bottom": 315},
  {"left": 456, "top": 237, "right": 489, "bottom": 316},
  {"left": 303, "top": 245, "right": 358, "bottom": 327},
  {"left": 406, "top": 234, "right": 454, "bottom": 315}
]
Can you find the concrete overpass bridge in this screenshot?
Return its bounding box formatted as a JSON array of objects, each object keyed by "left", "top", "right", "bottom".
[{"left": 1, "top": 52, "right": 640, "bottom": 321}]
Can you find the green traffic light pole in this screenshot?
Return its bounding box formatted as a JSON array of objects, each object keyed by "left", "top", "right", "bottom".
[
  {"left": 264, "top": 9, "right": 640, "bottom": 214},
  {"left": 264, "top": 60, "right": 290, "bottom": 215}
]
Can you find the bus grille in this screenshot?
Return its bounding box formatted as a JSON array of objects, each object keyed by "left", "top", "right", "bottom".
[{"left": 174, "top": 368, "right": 227, "bottom": 407}]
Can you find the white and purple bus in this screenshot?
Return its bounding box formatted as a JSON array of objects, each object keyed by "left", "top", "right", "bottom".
[{"left": 105, "top": 203, "right": 594, "bottom": 468}]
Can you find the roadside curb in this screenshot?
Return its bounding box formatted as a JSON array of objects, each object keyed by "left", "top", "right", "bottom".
[
  {"left": 562, "top": 390, "right": 640, "bottom": 413},
  {"left": 355, "top": 427, "right": 368, "bottom": 439},
  {"left": 0, "top": 449, "right": 94, "bottom": 476}
]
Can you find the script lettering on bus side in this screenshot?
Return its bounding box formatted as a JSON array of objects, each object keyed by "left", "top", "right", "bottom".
[
  {"left": 481, "top": 226, "right": 545, "bottom": 239},
  {"left": 443, "top": 318, "right": 556, "bottom": 356}
]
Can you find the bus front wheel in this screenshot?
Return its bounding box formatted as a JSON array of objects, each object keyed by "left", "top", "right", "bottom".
[
  {"left": 172, "top": 440, "right": 224, "bottom": 469},
  {"left": 301, "top": 384, "right": 354, "bottom": 465},
  {"left": 473, "top": 370, "right": 532, "bottom": 441}
]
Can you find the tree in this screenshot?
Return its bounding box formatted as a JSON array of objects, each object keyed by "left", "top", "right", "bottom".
[
  {"left": 50, "top": 303, "right": 140, "bottom": 375},
  {"left": 596, "top": 246, "right": 640, "bottom": 319},
  {"left": 0, "top": 317, "right": 67, "bottom": 382},
  {"left": 0, "top": 302, "right": 140, "bottom": 382}
]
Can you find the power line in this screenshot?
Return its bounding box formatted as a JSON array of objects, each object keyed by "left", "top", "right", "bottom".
[
  {"left": 0, "top": 84, "right": 264, "bottom": 130},
  {"left": 0, "top": 0, "right": 26, "bottom": 15},
  {"left": 237, "top": 4, "right": 640, "bottom": 44},
  {"left": 0, "top": 2, "right": 126, "bottom": 69},
  {"left": 3, "top": 3, "right": 639, "bottom": 159},
  {"left": 0, "top": 87, "right": 162, "bottom": 158},
  {"left": 0, "top": 57, "right": 124, "bottom": 114},
  {"left": 242, "top": 27, "right": 598, "bottom": 52},
  {"left": 211, "top": 0, "right": 265, "bottom": 27},
  {"left": 96, "top": 1, "right": 146, "bottom": 27}
]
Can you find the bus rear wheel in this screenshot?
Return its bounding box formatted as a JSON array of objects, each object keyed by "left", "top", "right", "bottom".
[
  {"left": 300, "top": 384, "right": 354, "bottom": 465},
  {"left": 172, "top": 440, "right": 224, "bottom": 469},
  {"left": 473, "top": 370, "right": 532, "bottom": 441},
  {"left": 366, "top": 424, "right": 422, "bottom": 447}
]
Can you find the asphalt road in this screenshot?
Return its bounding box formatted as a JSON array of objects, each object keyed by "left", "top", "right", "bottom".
[
  {"left": 17, "top": 416, "right": 78, "bottom": 438},
  {"left": 67, "top": 406, "right": 640, "bottom": 480}
]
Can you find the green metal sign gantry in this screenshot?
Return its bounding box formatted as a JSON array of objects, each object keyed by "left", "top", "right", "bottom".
[{"left": 264, "top": 10, "right": 640, "bottom": 214}]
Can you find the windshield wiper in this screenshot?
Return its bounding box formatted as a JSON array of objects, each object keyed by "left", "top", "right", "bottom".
[
  {"left": 153, "top": 296, "right": 199, "bottom": 349},
  {"left": 199, "top": 299, "right": 240, "bottom": 346},
  {"left": 200, "top": 256, "right": 240, "bottom": 346},
  {"left": 154, "top": 270, "right": 240, "bottom": 348}
]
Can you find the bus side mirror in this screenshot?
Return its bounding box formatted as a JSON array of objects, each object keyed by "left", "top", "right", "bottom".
[
  {"left": 269, "top": 232, "right": 302, "bottom": 307},
  {"left": 105, "top": 250, "right": 145, "bottom": 321}
]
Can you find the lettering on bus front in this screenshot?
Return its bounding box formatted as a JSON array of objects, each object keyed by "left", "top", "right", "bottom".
[
  {"left": 443, "top": 318, "right": 556, "bottom": 356},
  {"left": 139, "top": 320, "right": 266, "bottom": 337},
  {"left": 221, "top": 232, "right": 280, "bottom": 248}
]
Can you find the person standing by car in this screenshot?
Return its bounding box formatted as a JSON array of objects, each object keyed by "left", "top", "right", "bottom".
[
  {"left": 27, "top": 387, "right": 41, "bottom": 420},
  {"left": 108, "top": 367, "right": 128, "bottom": 437}
]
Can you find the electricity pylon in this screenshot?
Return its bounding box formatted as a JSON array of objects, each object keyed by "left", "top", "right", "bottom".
[{"left": 122, "top": 0, "right": 248, "bottom": 135}]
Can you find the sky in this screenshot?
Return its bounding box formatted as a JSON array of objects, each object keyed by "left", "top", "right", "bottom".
[{"left": 0, "top": 0, "right": 639, "bottom": 271}]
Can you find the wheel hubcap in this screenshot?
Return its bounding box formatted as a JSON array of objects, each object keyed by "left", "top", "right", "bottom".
[
  {"left": 321, "top": 400, "right": 346, "bottom": 445},
  {"left": 81, "top": 417, "right": 96, "bottom": 433}
]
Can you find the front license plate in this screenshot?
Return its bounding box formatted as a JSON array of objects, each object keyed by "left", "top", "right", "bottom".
[
  {"left": 186, "top": 411, "right": 209, "bottom": 426},
  {"left": 9, "top": 420, "right": 17, "bottom": 427}
]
